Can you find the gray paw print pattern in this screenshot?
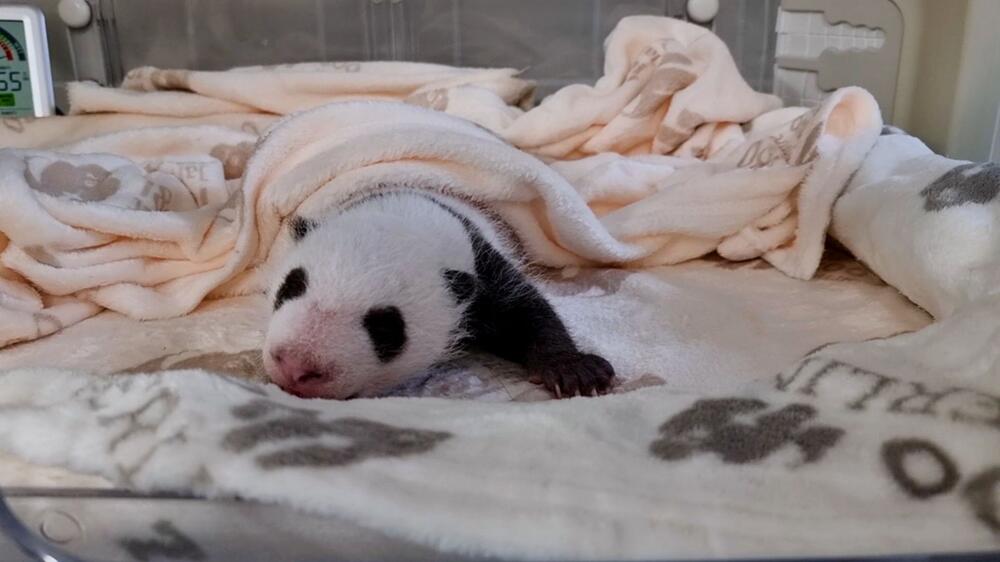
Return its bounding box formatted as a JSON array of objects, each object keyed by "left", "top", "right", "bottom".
[
  {"left": 650, "top": 398, "right": 844, "bottom": 465},
  {"left": 920, "top": 162, "right": 1000, "bottom": 211},
  {"left": 224, "top": 399, "right": 452, "bottom": 469},
  {"left": 119, "top": 520, "right": 205, "bottom": 562},
  {"left": 23, "top": 161, "right": 122, "bottom": 203}
]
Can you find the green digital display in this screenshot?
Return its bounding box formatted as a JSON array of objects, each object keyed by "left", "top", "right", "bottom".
[{"left": 0, "top": 19, "right": 32, "bottom": 116}]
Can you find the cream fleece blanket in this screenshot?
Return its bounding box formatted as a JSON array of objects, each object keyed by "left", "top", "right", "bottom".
[
  {"left": 69, "top": 17, "right": 776, "bottom": 159},
  {"left": 0, "top": 17, "right": 882, "bottom": 348}
]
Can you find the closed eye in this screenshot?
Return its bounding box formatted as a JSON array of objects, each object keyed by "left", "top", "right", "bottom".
[{"left": 363, "top": 306, "right": 407, "bottom": 363}]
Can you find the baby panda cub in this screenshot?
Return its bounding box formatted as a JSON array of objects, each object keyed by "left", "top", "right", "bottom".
[{"left": 263, "top": 188, "right": 615, "bottom": 399}]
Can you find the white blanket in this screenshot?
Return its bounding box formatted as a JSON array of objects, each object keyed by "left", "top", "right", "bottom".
[
  {"left": 833, "top": 129, "right": 1000, "bottom": 319},
  {"left": 1, "top": 256, "right": 953, "bottom": 560},
  {"left": 3, "top": 294, "right": 998, "bottom": 559}
]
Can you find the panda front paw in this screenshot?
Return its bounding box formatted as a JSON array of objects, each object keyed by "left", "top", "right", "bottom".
[{"left": 529, "top": 352, "right": 615, "bottom": 398}]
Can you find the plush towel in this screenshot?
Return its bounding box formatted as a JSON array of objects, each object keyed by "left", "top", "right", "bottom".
[
  {"left": 0, "top": 112, "right": 278, "bottom": 150},
  {"left": 0, "top": 15, "right": 883, "bottom": 348},
  {"left": 2, "top": 292, "right": 998, "bottom": 560},
  {"left": 832, "top": 129, "right": 1000, "bottom": 319},
  {"left": 69, "top": 17, "right": 780, "bottom": 160},
  {"left": 74, "top": 62, "right": 534, "bottom": 129}
]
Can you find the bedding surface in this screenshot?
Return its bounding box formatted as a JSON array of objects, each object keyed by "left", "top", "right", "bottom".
[
  {"left": 0, "top": 251, "right": 927, "bottom": 405},
  {"left": 0, "top": 14, "right": 998, "bottom": 560},
  {"left": 0, "top": 252, "right": 943, "bottom": 559}
]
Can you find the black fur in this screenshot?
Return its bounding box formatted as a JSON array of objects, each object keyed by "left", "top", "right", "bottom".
[
  {"left": 426, "top": 196, "right": 616, "bottom": 397},
  {"left": 442, "top": 269, "right": 477, "bottom": 303},
  {"left": 363, "top": 306, "right": 408, "bottom": 363},
  {"left": 274, "top": 267, "right": 308, "bottom": 311},
  {"left": 289, "top": 216, "right": 317, "bottom": 242}
]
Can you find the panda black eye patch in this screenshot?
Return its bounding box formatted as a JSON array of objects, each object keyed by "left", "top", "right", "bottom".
[
  {"left": 363, "top": 306, "right": 408, "bottom": 363},
  {"left": 442, "top": 269, "right": 477, "bottom": 303},
  {"left": 274, "top": 267, "right": 308, "bottom": 311}
]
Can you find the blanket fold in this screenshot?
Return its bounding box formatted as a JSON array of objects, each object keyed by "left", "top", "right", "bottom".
[
  {"left": 833, "top": 130, "right": 1000, "bottom": 319},
  {"left": 0, "top": 15, "right": 883, "bottom": 347}
]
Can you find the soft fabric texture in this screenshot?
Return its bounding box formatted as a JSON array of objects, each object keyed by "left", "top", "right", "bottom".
[
  {"left": 0, "top": 91, "right": 881, "bottom": 347},
  {"left": 1, "top": 13, "right": 998, "bottom": 560},
  {"left": 832, "top": 129, "right": 1000, "bottom": 319},
  {"left": 70, "top": 17, "right": 780, "bottom": 160},
  {"left": 1, "top": 256, "right": 952, "bottom": 560},
  {"left": 72, "top": 62, "right": 535, "bottom": 122},
  {"left": 1, "top": 290, "right": 998, "bottom": 559}
]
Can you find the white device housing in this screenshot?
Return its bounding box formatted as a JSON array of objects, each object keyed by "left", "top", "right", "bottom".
[{"left": 0, "top": 5, "right": 54, "bottom": 117}]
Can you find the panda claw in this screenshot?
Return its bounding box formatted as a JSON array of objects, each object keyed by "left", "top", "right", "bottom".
[{"left": 530, "top": 352, "right": 615, "bottom": 400}]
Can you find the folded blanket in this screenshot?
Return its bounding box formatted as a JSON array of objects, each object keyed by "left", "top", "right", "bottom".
[
  {"left": 70, "top": 17, "right": 780, "bottom": 161},
  {"left": 0, "top": 92, "right": 878, "bottom": 347},
  {"left": 0, "top": 17, "right": 884, "bottom": 350},
  {"left": 833, "top": 129, "right": 1000, "bottom": 319},
  {"left": 76, "top": 62, "right": 534, "bottom": 130},
  {"left": 0, "top": 112, "right": 279, "bottom": 150}
]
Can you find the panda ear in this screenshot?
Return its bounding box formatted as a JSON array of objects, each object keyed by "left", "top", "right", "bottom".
[
  {"left": 442, "top": 269, "right": 478, "bottom": 304},
  {"left": 289, "top": 216, "right": 317, "bottom": 242}
]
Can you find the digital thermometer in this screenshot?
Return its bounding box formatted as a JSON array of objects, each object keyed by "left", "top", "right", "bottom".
[{"left": 0, "top": 5, "right": 54, "bottom": 117}]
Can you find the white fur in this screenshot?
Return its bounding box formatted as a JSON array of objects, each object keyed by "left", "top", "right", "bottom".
[{"left": 263, "top": 190, "right": 513, "bottom": 399}]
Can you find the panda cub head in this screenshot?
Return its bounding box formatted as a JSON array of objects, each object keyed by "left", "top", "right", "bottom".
[{"left": 263, "top": 194, "right": 478, "bottom": 399}]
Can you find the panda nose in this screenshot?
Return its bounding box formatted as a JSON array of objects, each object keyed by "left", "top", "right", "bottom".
[{"left": 269, "top": 347, "right": 339, "bottom": 391}]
